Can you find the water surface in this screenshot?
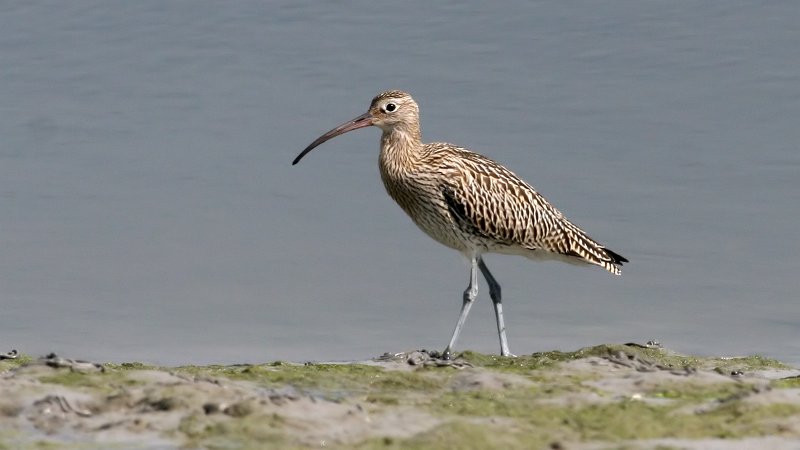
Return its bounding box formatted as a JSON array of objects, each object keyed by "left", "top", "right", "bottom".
[{"left": 1, "top": 2, "right": 798, "bottom": 365}]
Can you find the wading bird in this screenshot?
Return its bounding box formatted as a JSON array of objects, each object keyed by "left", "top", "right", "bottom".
[{"left": 293, "top": 91, "right": 627, "bottom": 358}]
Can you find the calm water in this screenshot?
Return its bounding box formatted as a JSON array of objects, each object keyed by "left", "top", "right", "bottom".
[{"left": 1, "top": 2, "right": 798, "bottom": 365}]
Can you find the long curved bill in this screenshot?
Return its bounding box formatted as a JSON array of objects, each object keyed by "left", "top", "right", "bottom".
[{"left": 292, "top": 111, "right": 374, "bottom": 165}]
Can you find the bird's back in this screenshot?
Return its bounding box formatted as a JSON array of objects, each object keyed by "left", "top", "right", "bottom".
[{"left": 381, "top": 142, "right": 627, "bottom": 275}]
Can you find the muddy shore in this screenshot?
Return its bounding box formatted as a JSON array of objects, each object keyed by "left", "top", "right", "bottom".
[{"left": 1, "top": 344, "right": 799, "bottom": 449}]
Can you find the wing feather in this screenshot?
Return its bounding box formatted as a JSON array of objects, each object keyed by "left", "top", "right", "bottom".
[{"left": 433, "top": 146, "right": 626, "bottom": 274}]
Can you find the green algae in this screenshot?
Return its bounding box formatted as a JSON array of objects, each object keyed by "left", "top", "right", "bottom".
[
  {"left": 454, "top": 345, "right": 659, "bottom": 372},
  {"left": 102, "top": 361, "right": 154, "bottom": 371},
  {"left": 4, "top": 346, "right": 798, "bottom": 449},
  {"left": 36, "top": 369, "right": 143, "bottom": 391},
  {"left": 0, "top": 431, "right": 128, "bottom": 450},
  {"left": 435, "top": 387, "right": 542, "bottom": 417},
  {"left": 456, "top": 344, "right": 789, "bottom": 377},
  {"left": 415, "top": 401, "right": 800, "bottom": 449},
  {"left": 179, "top": 411, "right": 293, "bottom": 450},
  {"left": 354, "top": 421, "right": 550, "bottom": 450},
  {"left": 648, "top": 381, "right": 754, "bottom": 401},
  {"left": 708, "top": 355, "right": 791, "bottom": 374},
  {"left": 0, "top": 353, "right": 33, "bottom": 372},
  {"left": 772, "top": 375, "right": 800, "bottom": 389},
  {"left": 174, "top": 362, "right": 446, "bottom": 398}
]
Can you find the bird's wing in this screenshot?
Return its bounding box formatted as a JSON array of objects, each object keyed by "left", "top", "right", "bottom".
[
  {"left": 437, "top": 148, "right": 563, "bottom": 248},
  {"left": 435, "top": 147, "right": 626, "bottom": 274}
]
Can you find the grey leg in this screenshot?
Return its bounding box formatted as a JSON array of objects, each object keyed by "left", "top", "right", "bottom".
[
  {"left": 478, "top": 257, "right": 514, "bottom": 357},
  {"left": 443, "top": 256, "right": 479, "bottom": 359}
]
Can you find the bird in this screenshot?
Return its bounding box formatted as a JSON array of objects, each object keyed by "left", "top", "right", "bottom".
[{"left": 292, "top": 90, "right": 627, "bottom": 359}]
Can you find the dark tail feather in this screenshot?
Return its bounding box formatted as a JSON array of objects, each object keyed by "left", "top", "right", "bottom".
[{"left": 603, "top": 248, "right": 628, "bottom": 265}]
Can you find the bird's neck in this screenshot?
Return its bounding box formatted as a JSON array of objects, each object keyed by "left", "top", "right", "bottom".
[{"left": 379, "top": 126, "right": 423, "bottom": 174}]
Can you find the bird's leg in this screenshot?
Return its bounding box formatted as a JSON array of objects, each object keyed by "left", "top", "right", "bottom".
[
  {"left": 478, "top": 257, "right": 515, "bottom": 357},
  {"left": 442, "top": 256, "right": 479, "bottom": 360}
]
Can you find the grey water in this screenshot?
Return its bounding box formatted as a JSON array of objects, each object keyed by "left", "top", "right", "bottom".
[{"left": 1, "top": 2, "right": 798, "bottom": 366}]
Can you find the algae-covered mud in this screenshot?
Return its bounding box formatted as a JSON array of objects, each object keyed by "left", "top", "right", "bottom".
[{"left": 1, "top": 345, "right": 799, "bottom": 449}]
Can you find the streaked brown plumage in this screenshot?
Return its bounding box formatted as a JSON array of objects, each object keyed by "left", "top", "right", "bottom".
[{"left": 293, "top": 90, "right": 627, "bottom": 358}]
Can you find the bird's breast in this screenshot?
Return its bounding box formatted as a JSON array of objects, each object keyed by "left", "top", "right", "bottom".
[{"left": 378, "top": 164, "right": 471, "bottom": 252}]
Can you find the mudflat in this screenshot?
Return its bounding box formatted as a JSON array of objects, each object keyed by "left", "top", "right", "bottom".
[{"left": 1, "top": 345, "right": 799, "bottom": 449}]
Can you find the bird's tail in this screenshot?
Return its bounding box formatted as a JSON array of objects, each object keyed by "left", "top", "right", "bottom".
[
  {"left": 598, "top": 247, "right": 628, "bottom": 275},
  {"left": 564, "top": 223, "right": 628, "bottom": 275}
]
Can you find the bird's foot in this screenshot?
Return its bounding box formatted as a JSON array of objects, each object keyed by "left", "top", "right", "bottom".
[{"left": 401, "top": 349, "right": 472, "bottom": 369}]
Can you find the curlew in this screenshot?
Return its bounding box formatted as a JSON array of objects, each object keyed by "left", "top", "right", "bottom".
[{"left": 293, "top": 90, "right": 627, "bottom": 358}]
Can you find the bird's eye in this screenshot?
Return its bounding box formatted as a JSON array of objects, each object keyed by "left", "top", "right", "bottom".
[{"left": 384, "top": 102, "right": 397, "bottom": 112}]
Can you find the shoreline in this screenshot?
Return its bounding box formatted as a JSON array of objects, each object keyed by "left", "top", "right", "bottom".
[{"left": 2, "top": 344, "right": 799, "bottom": 449}]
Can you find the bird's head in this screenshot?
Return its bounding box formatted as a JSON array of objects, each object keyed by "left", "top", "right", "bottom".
[
  {"left": 367, "top": 90, "right": 419, "bottom": 132},
  {"left": 292, "top": 90, "right": 419, "bottom": 165}
]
